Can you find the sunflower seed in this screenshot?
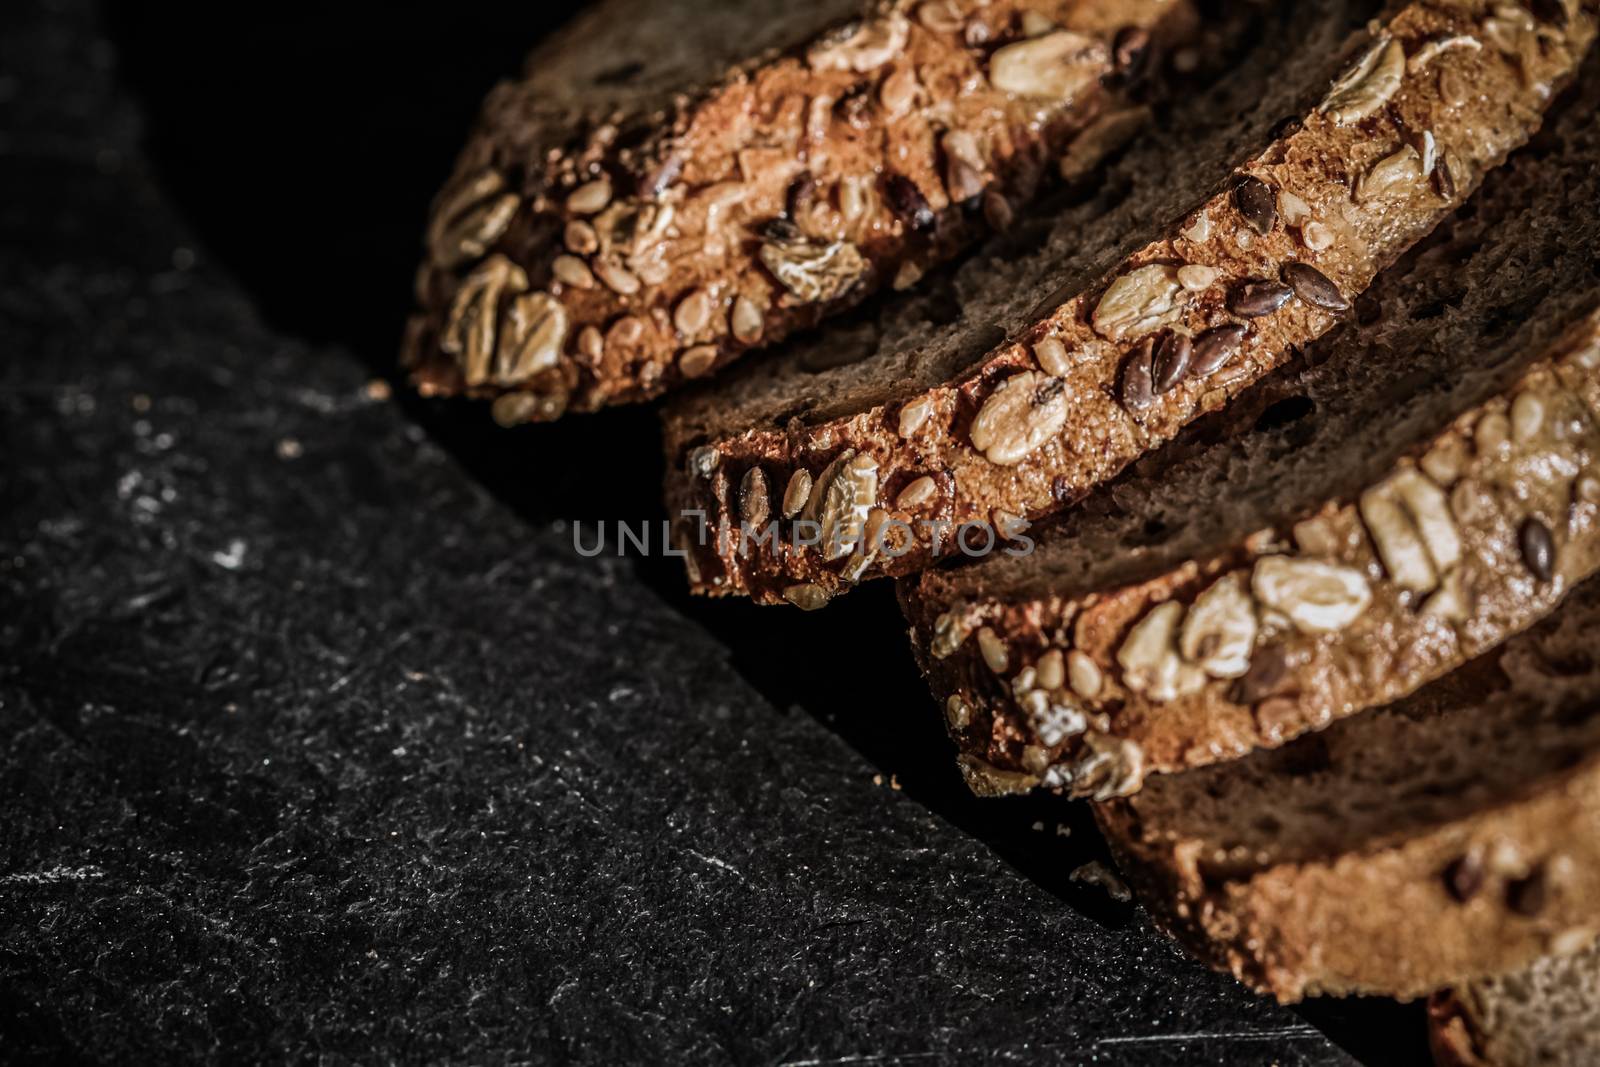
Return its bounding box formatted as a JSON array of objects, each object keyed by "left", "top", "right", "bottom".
[
  {"left": 807, "top": 12, "right": 909, "bottom": 73},
  {"left": 496, "top": 291, "right": 568, "bottom": 383},
  {"left": 915, "top": 0, "right": 963, "bottom": 33},
  {"left": 1093, "top": 264, "right": 1186, "bottom": 342},
  {"left": 989, "top": 30, "right": 1107, "bottom": 100},
  {"left": 1117, "top": 601, "right": 1206, "bottom": 703},
  {"left": 551, "top": 254, "right": 596, "bottom": 289},
  {"left": 1067, "top": 650, "right": 1103, "bottom": 700},
  {"left": 945, "top": 693, "right": 971, "bottom": 730},
  {"left": 808, "top": 451, "right": 879, "bottom": 560},
  {"left": 898, "top": 396, "right": 934, "bottom": 439},
  {"left": 441, "top": 254, "right": 529, "bottom": 386},
  {"left": 1190, "top": 324, "right": 1248, "bottom": 379},
  {"left": 977, "top": 627, "right": 1009, "bottom": 674},
  {"left": 564, "top": 219, "right": 600, "bottom": 255},
  {"left": 606, "top": 314, "right": 644, "bottom": 350},
  {"left": 841, "top": 174, "right": 877, "bottom": 226},
  {"left": 1511, "top": 391, "right": 1546, "bottom": 442},
  {"left": 1120, "top": 337, "right": 1158, "bottom": 412},
  {"left": 1251, "top": 556, "right": 1371, "bottom": 633},
  {"left": 1034, "top": 649, "right": 1065, "bottom": 691},
  {"left": 739, "top": 467, "right": 770, "bottom": 528},
  {"left": 573, "top": 325, "right": 603, "bottom": 367},
  {"left": 1301, "top": 221, "right": 1335, "bottom": 251},
  {"left": 758, "top": 221, "right": 866, "bottom": 304},
  {"left": 1227, "top": 278, "right": 1293, "bottom": 318},
  {"left": 1320, "top": 37, "right": 1406, "bottom": 127},
  {"left": 730, "top": 296, "right": 764, "bottom": 344},
  {"left": 1176, "top": 264, "right": 1218, "bottom": 292},
  {"left": 1360, "top": 482, "right": 1439, "bottom": 593},
  {"left": 636, "top": 152, "right": 684, "bottom": 201},
  {"left": 1476, "top": 411, "right": 1512, "bottom": 457},
  {"left": 969, "top": 371, "right": 1069, "bottom": 465},
  {"left": 896, "top": 475, "right": 937, "bottom": 510},
  {"left": 1356, "top": 145, "right": 1423, "bottom": 202},
  {"left": 566, "top": 179, "right": 613, "bottom": 215},
  {"left": 673, "top": 288, "right": 713, "bottom": 336},
  {"left": 880, "top": 68, "right": 918, "bottom": 117},
  {"left": 931, "top": 610, "right": 971, "bottom": 658},
  {"left": 941, "top": 130, "right": 987, "bottom": 203},
  {"left": 688, "top": 446, "right": 720, "bottom": 479},
  {"left": 884, "top": 173, "right": 934, "bottom": 230},
  {"left": 1282, "top": 262, "right": 1350, "bottom": 311},
  {"left": 1520, "top": 518, "right": 1556, "bottom": 582},
  {"left": 428, "top": 168, "right": 520, "bottom": 269},
  {"left": 1033, "top": 337, "right": 1071, "bottom": 376},
  {"left": 1276, "top": 190, "right": 1312, "bottom": 226},
  {"left": 1179, "top": 574, "right": 1258, "bottom": 679},
  {"left": 1408, "top": 34, "right": 1481, "bottom": 74},
  {"left": 1234, "top": 176, "right": 1277, "bottom": 236},
  {"left": 593, "top": 259, "right": 642, "bottom": 295},
  {"left": 782, "top": 469, "right": 813, "bottom": 519},
  {"left": 783, "top": 584, "right": 832, "bottom": 611},
  {"left": 1152, "top": 331, "right": 1192, "bottom": 394},
  {"left": 678, "top": 345, "right": 718, "bottom": 379}
]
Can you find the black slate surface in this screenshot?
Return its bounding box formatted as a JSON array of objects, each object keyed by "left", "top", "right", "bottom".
[{"left": 0, "top": 2, "right": 1426, "bottom": 1062}]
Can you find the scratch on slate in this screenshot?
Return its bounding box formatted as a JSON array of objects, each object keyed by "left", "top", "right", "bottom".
[
  {"left": 779, "top": 1053, "right": 942, "bottom": 1067},
  {"left": 1095, "top": 1026, "right": 1324, "bottom": 1047},
  {"left": 0, "top": 865, "right": 107, "bottom": 885},
  {"left": 687, "top": 849, "right": 746, "bottom": 882}
]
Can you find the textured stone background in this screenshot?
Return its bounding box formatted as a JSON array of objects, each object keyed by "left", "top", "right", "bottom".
[{"left": 0, "top": 1, "right": 1423, "bottom": 1062}]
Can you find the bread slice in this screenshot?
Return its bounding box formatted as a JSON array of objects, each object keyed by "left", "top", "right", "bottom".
[
  {"left": 403, "top": 0, "right": 1214, "bottom": 422},
  {"left": 899, "top": 47, "right": 1600, "bottom": 799},
  {"left": 1429, "top": 937, "right": 1600, "bottom": 1066},
  {"left": 662, "top": 0, "right": 1596, "bottom": 606},
  {"left": 1092, "top": 577, "right": 1600, "bottom": 1003}
]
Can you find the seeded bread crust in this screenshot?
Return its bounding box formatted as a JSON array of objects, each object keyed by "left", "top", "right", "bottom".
[
  {"left": 403, "top": 0, "right": 1202, "bottom": 423},
  {"left": 662, "top": 0, "right": 1595, "bottom": 606},
  {"left": 1429, "top": 937, "right": 1600, "bottom": 1066},
  {"left": 1092, "top": 580, "right": 1600, "bottom": 1003},
  {"left": 897, "top": 53, "right": 1600, "bottom": 799}
]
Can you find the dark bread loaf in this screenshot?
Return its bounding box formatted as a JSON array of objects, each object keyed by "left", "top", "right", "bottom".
[
  {"left": 663, "top": 0, "right": 1596, "bottom": 606},
  {"left": 1429, "top": 937, "right": 1600, "bottom": 1066},
  {"left": 900, "top": 46, "right": 1600, "bottom": 799},
  {"left": 404, "top": 0, "right": 1211, "bottom": 422},
  {"left": 1093, "top": 578, "right": 1600, "bottom": 1003}
]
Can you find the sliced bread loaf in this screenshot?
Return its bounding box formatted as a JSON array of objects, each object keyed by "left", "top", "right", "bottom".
[
  {"left": 1092, "top": 578, "right": 1600, "bottom": 1002},
  {"left": 899, "top": 48, "right": 1600, "bottom": 799},
  {"left": 403, "top": 0, "right": 1213, "bottom": 422},
  {"left": 663, "top": 0, "right": 1596, "bottom": 606},
  {"left": 1429, "top": 936, "right": 1600, "bottom": 1066}
]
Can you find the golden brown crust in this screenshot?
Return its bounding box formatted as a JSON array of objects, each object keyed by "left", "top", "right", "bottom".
[
  {"left": 403, "top": 0, "right": 1198, "bottom": 422},
  {"left": 663, "top": 0, "right": 1597, "bottom": 605}
]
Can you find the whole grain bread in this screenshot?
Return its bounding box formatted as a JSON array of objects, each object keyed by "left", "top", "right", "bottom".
[
  {"left": 899, "top": 48, "right": 1600, "bottom": 799},
  {"left": 1092, "top": 578, "right": 1600, "bottom": 1003},
  {"left": 1429, "top": 936, "right": 1600, "bottom": 1066},
  {"left": 403, "top": 0, "right": 1210, "bottom": 423},
  {"left": 663, "top": 0, "right": 1595, "bottom": 607}
]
